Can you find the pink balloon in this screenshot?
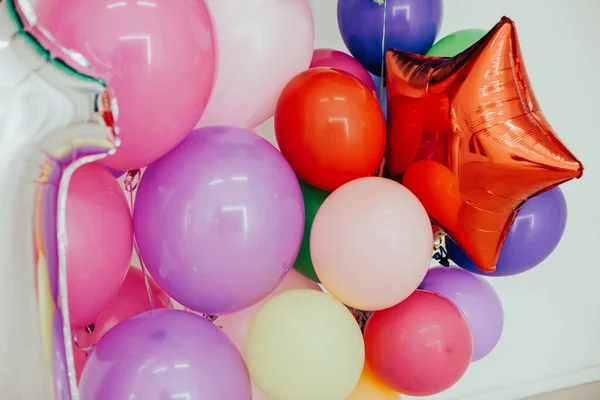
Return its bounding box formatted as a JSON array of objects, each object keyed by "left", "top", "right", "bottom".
[
  {"left": 29, "top": 0, "right": 216, "bottom": 170},
  {"left": 197, "top": 0, "right": 314, "bottom": 129},
  {"left": 72, "top": 267, "right": 171, "bottom": 380},
  {"left": 218, "top": 270, "right": 319, "bottom": 400},
  {"left": 310, "top": 49, "right": 377, "bottom": 96},
  {"left": 66, "top": 163, "right": 133, "bottom": 328},
  {"left": 364, "top": 290, "right": 473, "bottom": 396},
  {"left": 310, "top": 177, "right": 433, "bottom": 311}
]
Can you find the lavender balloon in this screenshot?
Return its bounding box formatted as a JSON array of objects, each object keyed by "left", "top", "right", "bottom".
[
  {"left": 79, "top": 309, "right": 251, "bottom": 399},
  {"left": 419, "top": 267, "right": 504, "bottom": 362},
  {"left": 448, "top": 188, "right": 568, "bottom": 277},
  {"left": 134, "top": 126, "right": 304, "bottom": 315}
]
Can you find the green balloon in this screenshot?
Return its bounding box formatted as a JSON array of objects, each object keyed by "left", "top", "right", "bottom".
[
  {"left": 293, "top": 179, "right": 330, "bottom": 283},
  {"left": 426, "top": 29, "right": 487, "bottom": 57}
]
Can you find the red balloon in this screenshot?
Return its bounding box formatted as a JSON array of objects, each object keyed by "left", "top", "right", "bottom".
[
  {"left": 364, "top": 290, "right": 473, "bottom": 396},
  {"left": 385, "top": 17, "right": 583, "bottom": 272},
  {"left": 72, "top": 267, "right": 171, "bottom": 380},
  {"left": 275, "top": 67, "right": 386, "bottom": 191}
]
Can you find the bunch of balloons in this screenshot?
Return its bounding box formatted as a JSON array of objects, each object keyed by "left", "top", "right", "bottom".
[{"left": 5, "top": 0, "right": 583, "bottom": 398}]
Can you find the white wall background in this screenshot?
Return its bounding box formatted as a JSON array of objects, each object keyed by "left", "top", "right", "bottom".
[{"left": 259, "top": 0, "right": 600, "bottom": 398}]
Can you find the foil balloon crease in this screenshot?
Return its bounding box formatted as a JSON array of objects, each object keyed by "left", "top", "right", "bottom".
[
  {"left": 385, "top": 16, "right": 583, "bottom": 272},
  {"left": 0, "top": 1, "right": 118, "bottom": 398}
]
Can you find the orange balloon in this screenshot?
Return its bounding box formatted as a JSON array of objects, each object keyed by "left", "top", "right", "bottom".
[
  {"left": 403, "top": 160, "right": 462, "bottom": 233},
  {"left": 275, "top": 67, "right": 386, "bottom": 191},
  {"left": 346, "top": 363, "right": 401, "bottom": 400},
  {"left": 385, "top": 17, "right": 583, "bottom": 272}
]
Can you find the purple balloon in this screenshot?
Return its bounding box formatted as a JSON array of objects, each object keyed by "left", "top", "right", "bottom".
[
  {"left": 337, "top": 0, "right": 443, "bottom": 75},
  {"left": 79, "top": 309, "right": 251, "bottom": 399},
  {"left": 447, "top": 188, "right": 568, "bottom": 277},
  {"left": 419, "top": 267, "right": 504, "bottom": 362},
  {"left": 134, "top": 126, "right": 304, "bottom": 315}
]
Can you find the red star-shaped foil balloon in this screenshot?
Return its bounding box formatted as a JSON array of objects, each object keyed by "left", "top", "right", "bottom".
[{"left": 385, "top": 17, "right": 583, "bottom": 272}]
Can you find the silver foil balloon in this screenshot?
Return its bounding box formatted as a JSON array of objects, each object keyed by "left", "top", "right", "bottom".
[{"left": 0, "top": 1, "right": 118, "bottom": 398}]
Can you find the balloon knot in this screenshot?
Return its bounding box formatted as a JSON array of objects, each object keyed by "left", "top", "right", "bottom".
[
  {"left": 72, "top": 329, "right": 96, "bottom": 355},
  {"left": 433, "top": 245, "right": 450, "bottom": 267},
  {"left": 124, "top": 169, "right": 142, "bottom": 192}
]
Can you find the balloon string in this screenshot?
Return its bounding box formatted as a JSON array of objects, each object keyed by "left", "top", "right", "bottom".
[
  {"left": 378, "top": 0, "right": 387, "bottom": 104},
  {"left": 376, "top": 0, "right": 387, "bottom": 178},
  {"left": 432, "top": 229, "right": 450, "bottom": 266},
  {"left": 349, "top": 308, "right": 371, "bottom": 332},
  {"left": 433, "top": 230, "right": 446, "bottom": 250},
  {"left": 123, "top": 170, "right": 175, "bottom": 310}
]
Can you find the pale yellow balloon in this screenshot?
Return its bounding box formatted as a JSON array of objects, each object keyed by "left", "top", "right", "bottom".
[
  {"left": 245, "top": 289, "right": 365, "bottom": 400},
  {"left": 346, "top": 363, "right": 402, "bottom": 400}
]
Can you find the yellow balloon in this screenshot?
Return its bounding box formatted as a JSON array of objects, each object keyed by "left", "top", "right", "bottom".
[
  {"left": 346, "top": 363, "right": 402, "bottom": 400},
  {"left": 245, "top": 289, "right": 365, "bottom": 400}
]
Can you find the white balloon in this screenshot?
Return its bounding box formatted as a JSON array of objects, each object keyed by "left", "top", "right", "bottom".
[
  {"left": 0, "top": 3, "right": 118, "bottom": 398},
  {"left": 197, "top": 0, "right": 314, "bottom": 129}
]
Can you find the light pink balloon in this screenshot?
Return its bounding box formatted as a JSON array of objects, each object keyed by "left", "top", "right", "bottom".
[
  {"left": 197, "top": 0, "right": 314, "bottom": 129},
  {"left": 310, "top": 48, "right": 378, "bottom": 96},
  {"left": 66, "top": 163, "right": 133, "bottom": 328},
  {"left": 218, "top": 270, "right": 319, "bottom": 400},
  {"left": 28, "top": 0, "right": 216, "bottom": 170},
  {"left": 72, "top": 267, "right": 171, "bottom": 380},
  {"left": 310, "top": 177, "right": 433, "bottom": 311}
]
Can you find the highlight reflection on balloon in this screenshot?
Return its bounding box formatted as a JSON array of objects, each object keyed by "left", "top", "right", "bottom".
[{"left": 386, "top": 17, "right": 583, "bottom": 272}]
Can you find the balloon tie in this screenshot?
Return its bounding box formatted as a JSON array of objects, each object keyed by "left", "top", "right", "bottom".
[
  {"left": 72, "top": 329, "right": 96, "bottom": 355},
  {"left": 349, "top": 308, "right": 371, "bottom": 332},
  {"left": 433, "top": 245, "right": 450, "bottom": 267},
  {"left": 184, "top": 307, "right": 219, "bottom": 323},
  {"left": 123, "top": 169, "right": 141, "bottom": 193}
]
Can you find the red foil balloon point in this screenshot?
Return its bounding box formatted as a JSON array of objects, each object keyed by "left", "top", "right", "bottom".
[{"left": 385, "top": 16, "right": 583, "bottom": 272}]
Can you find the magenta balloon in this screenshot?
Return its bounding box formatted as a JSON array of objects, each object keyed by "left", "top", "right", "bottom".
[
  {"left": 79, "top": 309, "right": 251, "bottom": 399},
  {"left": 419, "top": 267, "right": 504, "bottom": 362},
  {"left": 134, "top": 127, "right": 304, "bottom": 315},
  {"left": 310, "top": 48, "right": 378, "bottom": 95}
]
